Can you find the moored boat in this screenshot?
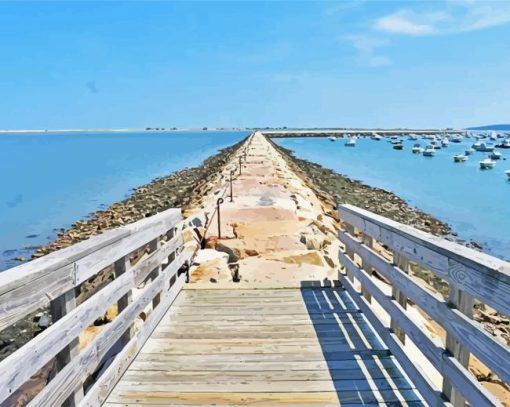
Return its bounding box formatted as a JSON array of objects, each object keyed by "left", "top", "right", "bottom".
[
  {"left": 465, "top": 148, "right": 475, "bottom": 156},
  {"left": 479, "top": 158, "right": 496, "bottom": 169},
  {"left": 475, "top": 142, "right": 495, "bottom": 152},
  {"left": 489, "top": 151, "right": 502, "bottom": 160},
  {"left": 506, "top": 170, "right": 510, "bottom": 179},
  {"left": 371, "top": 133, "right": 382, "bottom": 140},
  {"left": 328, "top": 136, "right": 336, "bottom": 142},
  {"left": 393, "top": 142, "right": 403, "bottom": 150},
  {"left": 423, "top": 147, "right": 435, "bottom": 157},
  {"left": 412, "top": 143, "right": 423, "bottom": 154},
  {"left": 454, "top": 154, "right": 468, "bottom": 162},
  {"left": 496, "top": 139, "right": 510, "bottom": 149},
  {"left": 441, "top": 137, "right": 449, "bottom": 147},
  {"left": 345, "top": 137, "right": 357, "bottom": 147},
  {"left": 451, "top": 136, "right": 462, "bottom": 143}
]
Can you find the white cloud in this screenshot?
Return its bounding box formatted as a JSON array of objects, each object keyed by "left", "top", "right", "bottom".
[
  {"left": 368, "top": 56, "right": 391, "bottom": 67},
  {"left": 375, "top": 1, "right": 510, "bottom": 36},
  {"left": 376, "top": 11, "right": 436, "bottom": 35},
  {"left": 343, "top": 35, "right": 391, "bottom": 67}
]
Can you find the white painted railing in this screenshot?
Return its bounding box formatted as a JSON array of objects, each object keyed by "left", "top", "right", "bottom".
[
  {"left": 338, "top": 204, "right": 509, "bottom": 407},
  {"left": 0, "top": 208, "right": 191, "bottom": 406}
]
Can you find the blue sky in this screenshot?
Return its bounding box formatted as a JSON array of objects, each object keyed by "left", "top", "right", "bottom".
[{"left": 0, "top": 0, "right": 509, "bottom": 129}]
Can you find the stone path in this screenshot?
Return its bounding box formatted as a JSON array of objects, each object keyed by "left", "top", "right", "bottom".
[{"left": 104, "top": 132, "right": 424, "bottom": 406}]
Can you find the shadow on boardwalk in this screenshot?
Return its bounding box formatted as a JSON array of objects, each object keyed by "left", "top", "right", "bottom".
[{"left": 300, "top": 281, "right": 425, "bottom": 406}]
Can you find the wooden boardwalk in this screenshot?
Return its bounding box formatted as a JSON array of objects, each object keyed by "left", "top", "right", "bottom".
[{"left": 104, "top": 286, "right": 423, "bottom": 406}]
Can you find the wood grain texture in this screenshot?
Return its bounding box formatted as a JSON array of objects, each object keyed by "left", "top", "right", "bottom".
[
  {"left": 339, "top": 204, "right": 510, "bottom": 316},
  {"left": 103, "top": 287, "right": 423, "bottom": 406}
]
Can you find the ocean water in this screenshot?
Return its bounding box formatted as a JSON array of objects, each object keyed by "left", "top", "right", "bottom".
[
  {"left": 0, "top": 130, "right": 249, "bottom": 271},
  {"left": 274, "top": 136, "right": 510, "bottom": 260}
]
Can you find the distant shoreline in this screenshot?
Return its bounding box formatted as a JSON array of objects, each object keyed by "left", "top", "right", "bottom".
[{"left": 0, "top": 128, "right": 248, "bottom": 134}]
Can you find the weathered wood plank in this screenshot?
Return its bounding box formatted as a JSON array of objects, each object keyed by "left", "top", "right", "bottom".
[
  {"left": 339, "top": 250, "right": 500, "bottom": 407},
  {"left": 340, "top": 230, "right": 510, "bottom": 385},
  {"left": 28, "top": 251, "right": 190, "bottom": 407},
  {"left": 0, "top": 209, "right": 182, "bottom": 332},
  {"left": 80, "top": 272, "right": 188, "bottom": 407},
  {"left": 339, "top": 204, "right": 510, "bottom": 316},
  {"left": 338, "top": 268, "right": 445, "bottom": 407}
]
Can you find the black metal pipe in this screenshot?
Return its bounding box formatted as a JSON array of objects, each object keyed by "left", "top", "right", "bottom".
[
  {"left": 216, "top": 197, "right": 224, "bottom": 238},
  {"left": 229, "top": 170, "right": 235, "bottom": 202}
]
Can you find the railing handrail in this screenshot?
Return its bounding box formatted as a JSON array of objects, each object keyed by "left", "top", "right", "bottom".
[
  {"left": 339, "top": 203, "right": 510, "bottom": 316},
  {"left": 0, "top": 208, "right": 182, "bottom": 332},
  {"left": 0, "top": 207, "right": 190, "bottom": 406},
  {"left": 337, "top": 203, "right": 509, "bottom": 407}
]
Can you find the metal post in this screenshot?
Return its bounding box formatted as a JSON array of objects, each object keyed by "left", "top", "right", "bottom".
[
  {"left": 216, "top": 197, "right": 224, "bottom": 238},
  {"left": 229, "top": 170, "right": 235, "bottom": 202},
  {"left": 238, "top": 156, "right": 242, "bottom": 175}
]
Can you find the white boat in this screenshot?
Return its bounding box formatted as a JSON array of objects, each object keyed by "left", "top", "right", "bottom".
[
  {"left": 430, "top": 140, "right": 441, "bottom": 149},
  {"left": 412, "top": 143, "right": 423, "bottom": 154},
  {"left": 506, "top": 170, "right": 510, "bottom": 179},
  {"left": 454, "top": 154, "right": 468, "bottom": 162},
  {"left": 441, "top": 138, "right": 449, "bottom": 147},
  {"left": 465, "top": 148, "right": 475, "bottom": 156},
  {"left": 423, "top": 147, "right": 435, "bottom": 157},
  {"left": 328, "top": 136, "right": 336, "bottom": 142},
  {"left": 474, "top": 142, "right": 495, "bottom": 152},
  {"left": 409, "top": 134, "right": 419, "bottom": 141},
  {"left": 451, "top": 136, "right": 462, "bottom": 143},
  {"left": 496, "top": 139, "right": 510, "bottom": 149},
  {"left": 371, "top": 133, "right": 382, "bottom": 140},
  {"left": 479, "top": 159, "right": 496, "bottom": 169},
  {"left": 345, "top": 137, "right": 357, "bottom": 147},
  {"left": 489, "top": 151, "right": 502, "bottom": 160}
]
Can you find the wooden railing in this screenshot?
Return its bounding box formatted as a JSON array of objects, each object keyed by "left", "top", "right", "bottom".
[
  {"left": 338, "top": 204, "right": 510, "bottom": 407},
  {"left": 0, "top": 208, "right": 191, "bottom": 406}
]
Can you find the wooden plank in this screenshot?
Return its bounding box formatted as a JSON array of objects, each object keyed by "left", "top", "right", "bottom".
[
  {"left": 80, "top": 272, "right": 188, "bottom": 407},
  {"left": 340, "top": 230, "right": 510, "bottom": 385},
  {"left": 338, "top": 269, "right": 444, "bottom": 407},
  {"left": 104, "top": 390, "right": 423, "bottom": 406},
  {"left": 390, "top": 252, "right": 409, "bottom": 344},
  {"left": 339, "top": 250, "right": 500, "bottom": 407},
  {"left": 28, "top": 251, "right": 190, "bottom": 407},
  {"left": 49, "top": 288, "right": 84, "bottom": 407},
  {"left": 339, "top": 204, "right": 510, "bottom": 316},
  {"left": 110, "top": 377, "right": 415, "bottom": 393},
  {"left": 443, "top": 288, "right": 473, "bottom": 407},
  {"left": 0, "top": 209, "right": 181, "bottom": 332}
]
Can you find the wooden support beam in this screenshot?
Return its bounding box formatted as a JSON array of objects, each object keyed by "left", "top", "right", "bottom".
[
  {"left": 443, "top": 287, "right": 473, "bottom": 407},
  {"left": 390, "top": 252, "right": 409, "bottom": 344},
  {"left": 50, "top": 287, "right": 84, "bottom": 407}
]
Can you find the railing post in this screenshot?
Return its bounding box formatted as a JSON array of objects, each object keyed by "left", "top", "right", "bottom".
[
  {"left": 361, "top": 233, "right": 373, "bottom": 303},
  {"left": 229, "top": 170, "right": 235, "bottom": 202},
  {"left": 443, "top": 287, "right": 473, "bottom": 407},
  {"left": 344, "top": 224, "right": 356, "bottom": 282},
  {"left": 115, "top": 255, "right": 133, "bottom": 344},
  {"left": 49, "top": 286, "right": 84, "bottom": 406},
  {"left": 238, "top": 156, "right": 243, "bottom": 175},
  {"left": 148, "top": 238, "right": 162, "bottom": 308},
  {"left": 390, "top": 252, "right": 409, "bottom": 343}
]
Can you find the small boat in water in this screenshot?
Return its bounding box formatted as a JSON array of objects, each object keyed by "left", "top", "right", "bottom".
[
  {"left": 328, "top": 136, "right": 336, "bottom": 142},
  {"left": 475, "top": 142, "right": 495, "bottom": 152},
  {"left": 423, "top": 147, "right": 435, "bottom": 157},
  {"left": 371, "top": 133, "right": 382, "bottom": 140},
  {"left": 489, "top": 151, "right": 502, "bottom": 160},
  {"left": 465, "top": 148, "right": 475, "bottom": 156},
  {"left": 409, "top": 134, "right": 419, "bottom": 141},
  {"left": 454, "top": 154, "right": 468, "bottom": 162},
  {"left": 496, "top": 139, "right": 510, "bottom": 149},
  {"left": 479, "top": 158, "right": 496, "bottom": 169},
  {"left": 393, "top": 142, "right": 403, "bottom": 150},
  {"left": 441, "top": 138, "right": 449, "bottom": 147},
  {"left": 451, "top": 136, "right": 462, "bottom": 143},
  {"left": 345, "top": 137, "right": 357, "bottom": 147},
  {"left": 506, "top": 170, "right": 510, "bottom": 179},
  {"left": 412, "top": 143, "right": 423, "bottom": 154}
]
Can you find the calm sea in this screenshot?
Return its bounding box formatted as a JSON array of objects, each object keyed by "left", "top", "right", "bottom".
[
  {"left": 275, "top": 136, "right": 510, "bottom": 260},
  {"left": 0, "top": 130, "right": 249, "bottom": 271}
]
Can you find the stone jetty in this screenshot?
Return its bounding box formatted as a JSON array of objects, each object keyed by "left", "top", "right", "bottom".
[{"left": 183, "top": 131, "right": 341, "bottom": 287}]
